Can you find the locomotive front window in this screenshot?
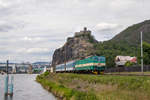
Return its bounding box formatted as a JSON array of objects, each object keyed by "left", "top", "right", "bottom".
[
  {"left": 99, "top": 57, "right": 105, "bottom": 62},
  {"left": 93, "top": 57, "right": 98, "bottom": 61}
]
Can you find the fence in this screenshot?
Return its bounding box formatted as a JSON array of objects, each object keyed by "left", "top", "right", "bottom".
[{"left": 105, "top": 65, "right": 150, "bottom": 73}]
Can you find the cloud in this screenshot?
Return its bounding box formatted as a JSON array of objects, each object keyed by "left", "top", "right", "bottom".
[
  {"left": 0, "top": 0, "right": 10, "bottom": 8},
  {"left": 95, "top": 22, "right": 121, "bottom": 31},
  {"left": 16, "top": 47, "right": 49, "bottom": 54},
  {"left": 0, "top": 0, "right": 150, "bottom": 62},
  {"left": 22, "top": 36, "right": 42, "bottom": 41},
  {"left": 0, "top": 25, "right": 13, "bottom": 32},
  {"left": 93, "top": 22, "right": 123, "bottom": 41},
  {"left": 110, "top": 0, "right": 136, "bottom": 10},
  {"left": 27, "top": 48, "right": 49, "bottom": 54}
]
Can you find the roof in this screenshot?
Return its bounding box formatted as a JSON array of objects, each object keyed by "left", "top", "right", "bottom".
[
  {"left": 115, "top": 56, "right": 136, "bottom": 61},
  {"left": 115, "top": 56, "right": 137, "bottom": 65}
]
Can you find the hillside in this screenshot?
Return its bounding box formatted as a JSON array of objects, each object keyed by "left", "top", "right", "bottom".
[
  {"left": 94, "top": 20, "right": 150, "bottom": 67},
  {"left": 111, "top": 20, "right": 150, "bottom": 45}
]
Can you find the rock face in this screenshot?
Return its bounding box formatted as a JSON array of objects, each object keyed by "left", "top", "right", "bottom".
[{"left": 52, "top": 27, "right": 98, "bottom": 67}]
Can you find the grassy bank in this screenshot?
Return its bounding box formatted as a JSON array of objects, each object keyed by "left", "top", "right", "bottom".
[
  {"left": 105, "top": 72, "right": 150, "bottom": 75},
  {"left": 36, "top": 72, "right": 150, "bottom": 100}
]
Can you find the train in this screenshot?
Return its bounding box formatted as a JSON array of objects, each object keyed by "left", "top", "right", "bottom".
[{"left": 55, "top": 56, "right": 106, "bottom": 74}]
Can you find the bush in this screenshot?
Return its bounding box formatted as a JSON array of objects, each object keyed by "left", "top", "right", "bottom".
[
  {"left": 125, "top": 61, "right": 135, "bottom": 67},
  {"left": 43, "top": 71, "right": 50, "bottom": 76}
]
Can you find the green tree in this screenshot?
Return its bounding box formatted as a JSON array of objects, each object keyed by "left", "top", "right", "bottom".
[
  {"left": 143, "top": 42, "right": 150, "bottom": 65},
  {"left": 94, "top": 41, "right": 138, "bottom": 67},
  {"left": 125, "top": 61, "right": 135, "bottom": 67}
]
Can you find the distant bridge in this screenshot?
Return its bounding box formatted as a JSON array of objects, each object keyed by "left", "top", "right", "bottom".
[
  {"left": 0, "top": 63, "right": 48, "bottom": 74},
  {"left": 0, "top": 66, "right": 13, "bottom": 73}
]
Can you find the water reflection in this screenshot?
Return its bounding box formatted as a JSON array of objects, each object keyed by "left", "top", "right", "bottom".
[{"left": 4, "top": 95, "right": 13, "bottom": 100}]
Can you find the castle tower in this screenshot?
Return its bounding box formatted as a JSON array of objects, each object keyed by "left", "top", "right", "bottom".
[
  {"left": 75, "top": 27, "right": 91, "bottom": 36},
  {"left": 84, "top": 27, "right": 87, "bottom": 31}
]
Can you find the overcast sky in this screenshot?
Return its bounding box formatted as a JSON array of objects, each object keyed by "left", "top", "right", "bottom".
[{"left": 0, "top": 0, "right": 149, "bottom": 63}]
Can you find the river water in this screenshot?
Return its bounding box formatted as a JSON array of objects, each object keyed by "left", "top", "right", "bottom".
[{"left": 0, "top": 74, "right": 56, "bottom": 100}]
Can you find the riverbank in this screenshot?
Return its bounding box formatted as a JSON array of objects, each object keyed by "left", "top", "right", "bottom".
[{"left": 36, "top": 72, "right": 150, "bottom": 100}]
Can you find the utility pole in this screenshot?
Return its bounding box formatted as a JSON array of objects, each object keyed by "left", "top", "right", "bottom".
[
  {"left": 64, "top": 44, "right": 67, "bottom": 72},
  {"left": 141, "top": 31, "right": 144, "bottom": 74},
  {"left": 4, "top": 60, "right": 14, "bottom": 96},
  {"left": 6, "top": 60, "right": 9, "bottom": 74}
]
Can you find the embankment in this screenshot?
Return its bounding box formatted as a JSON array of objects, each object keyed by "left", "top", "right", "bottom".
[{"left": 36, "top": 72, "right": 150, "bottom": 100}]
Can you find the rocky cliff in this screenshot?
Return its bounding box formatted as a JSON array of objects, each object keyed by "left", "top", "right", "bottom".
[{"left": 52, "top": 27, "right": 98, "bottom": 67}]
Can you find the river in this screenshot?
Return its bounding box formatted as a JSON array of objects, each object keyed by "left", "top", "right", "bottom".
[{"left": 0, "top": 74, "right": 56, "bottom": 100}]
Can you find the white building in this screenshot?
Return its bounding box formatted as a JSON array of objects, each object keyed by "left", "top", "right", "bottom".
[{"left": 115, "top": 56, "right": 137, "bottom": 66}]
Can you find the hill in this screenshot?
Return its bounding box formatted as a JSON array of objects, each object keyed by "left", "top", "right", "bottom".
[
  {"left": 111, "top": 20, "right": 150, "bottom": 45},
  {"left": 32, "top": 62, "right": 50, "bottom": 65},
  {"left": 94, "top": 20, "right": 150, "bottom": 67}
]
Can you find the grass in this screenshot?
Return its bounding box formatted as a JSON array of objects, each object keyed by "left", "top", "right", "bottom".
[
  {"left": 36, "top": 72, "right": 150, "bottom": 100},
  {"left": 106, "top": 71, "right": 150, "bottom": 75}
]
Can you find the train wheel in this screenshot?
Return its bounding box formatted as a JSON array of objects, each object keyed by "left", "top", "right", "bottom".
[{"left": 100, "top": 71, "right": 104, "bottom": 75}]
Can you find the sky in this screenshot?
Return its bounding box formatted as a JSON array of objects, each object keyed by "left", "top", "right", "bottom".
[{"left": 0, "top": 0, "right": 149, "bottom": 63}]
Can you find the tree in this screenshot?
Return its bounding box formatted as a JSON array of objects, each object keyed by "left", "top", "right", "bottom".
[
  {"left": 143, "top": 42, "right": 150, "bottom": 65},
  {"left": 94, "top": 41, "right": 138, "bottom": 67},
  {"left": 125, "top": 61, "right": 135, "bottom": 67}
]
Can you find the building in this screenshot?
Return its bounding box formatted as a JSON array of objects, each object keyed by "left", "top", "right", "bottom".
[
  {"left": 27, "top": 64, "right": 33, "bottom": 74},
  {"left": 115, "top": 56, "right": 137, "bottom": 67},
  {"left": 12, "top": 65, "right": 17, "bottom": 74},
  {"left": 0, "top": 63, "right": 16, "bottom": 73},
  {"left": 16, "top": 63, "right": 30, "bottom": 73},
  {"left": 75, "top": 27, "right": 91, "bottom": 37},
  {"left": 50, "top": 67, "right": 54, "bottom": 73},
  {"left": 31, "top": 62, "right": 50, "bottom": 73}
]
